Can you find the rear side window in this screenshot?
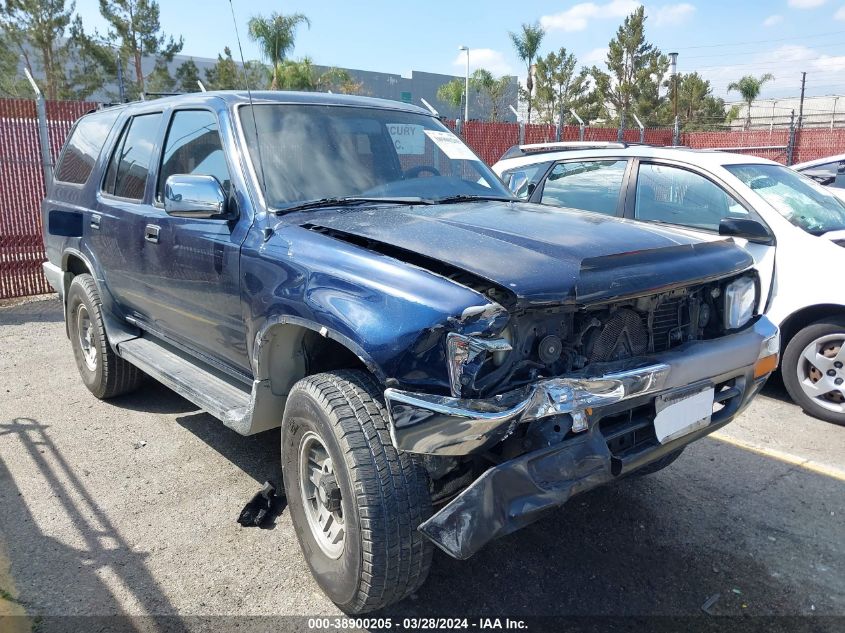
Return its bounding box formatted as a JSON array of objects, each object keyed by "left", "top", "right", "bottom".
[
  {"left": 103, "top": 112, "right": 163, "bottom": 200},
  {"left": 540, "top": 160, "right": 627, "bottom": 215},
  {"left": 55, "top": 109, "right": 121, "bottom": 185},
  {"left": 157, "top": 110, "right": 230, "bottom": 201}
]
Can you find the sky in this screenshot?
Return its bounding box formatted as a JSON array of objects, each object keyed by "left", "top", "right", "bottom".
[{"left": 73, "top": 0, "right": 845, "bottom": 101}]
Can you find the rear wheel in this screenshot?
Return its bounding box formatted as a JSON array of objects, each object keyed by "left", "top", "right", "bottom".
[
  {"left": 782, "top": 318, "right": 845, "bottom": 426},
  {"left": 66, "top": 274, "right": 144, "bottom": 399},
  {"left": 281, "top": 370, "right": 433, "bottom": 613}
]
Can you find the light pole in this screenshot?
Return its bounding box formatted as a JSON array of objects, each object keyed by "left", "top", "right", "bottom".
[
  {"left": 669, "top": 52, "right": 678, "bottom": 118},
  {"left": 458, "top": 45, "right": 469, "bottom": 122}
]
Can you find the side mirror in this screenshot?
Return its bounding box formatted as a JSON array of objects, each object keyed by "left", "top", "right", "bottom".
[
  {"left": 719, "top": 217, "right": 774, "bottom": 245},
  {"left": 164, "top": 174, "right": 228, "bottom": 219}
]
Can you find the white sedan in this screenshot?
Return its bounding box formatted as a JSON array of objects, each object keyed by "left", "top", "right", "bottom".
[
  {"left": 494, "top": 142, "right": 845, "bottom": 425},
  {"left": 793, "top": 153, "right": 845, "bottom": 203}
]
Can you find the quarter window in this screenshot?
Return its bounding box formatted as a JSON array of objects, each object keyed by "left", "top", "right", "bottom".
[
  {"left": 55, "top": 109, "right": 121, "bottom": 185},
  {"left": 157, "top": 110, "right": 230, "bottom": 201},
  {"left": 103, "top": 113, "right": 163, "bottom": 200},
  {"left": 540, "top": 160, "right": 627, "bottom": 215},
  {"left": 635, "top": 163, "right": 746, "bottom": 231}
]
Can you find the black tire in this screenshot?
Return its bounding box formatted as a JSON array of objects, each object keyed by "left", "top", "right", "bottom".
[
  {"left": 66, "top": 274, "right": 144, "bottom": 399},
  {"left": 632, "top": 447, "right": 685, "bottom": 476},
  {"left": 782, "top": 318, "right": 845, "bottom": 426},
  {"left": 281, "top": 370, "right": 433, "bottom": 613}
]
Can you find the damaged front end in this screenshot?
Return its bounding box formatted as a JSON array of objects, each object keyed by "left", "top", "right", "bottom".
[{"left": 385, "top": 275, "right": 780, "bottom": 560}]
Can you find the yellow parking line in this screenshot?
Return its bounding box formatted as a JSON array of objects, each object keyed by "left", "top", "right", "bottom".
[{"left": 711, "top": 432, "right": 845, "bottom": 482}]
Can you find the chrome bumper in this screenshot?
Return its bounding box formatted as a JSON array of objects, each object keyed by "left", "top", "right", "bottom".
[{"left": 385, "top": 316, "right": 779, "bottom": 456}]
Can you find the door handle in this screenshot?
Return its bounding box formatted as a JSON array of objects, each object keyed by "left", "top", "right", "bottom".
[
  {"left": 144, "top": 224, "right": 160, "bottom": 244},
  {"left": 90, "top": 213, "right": 101, "bottom": 230}
]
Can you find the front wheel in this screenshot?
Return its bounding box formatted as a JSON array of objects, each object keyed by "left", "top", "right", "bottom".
[
  {"left": 281, "top": 370, "right": 433, "bottom": 613},
  {"left": 782, "top": 318, "right": 845, "bottom": 426}
]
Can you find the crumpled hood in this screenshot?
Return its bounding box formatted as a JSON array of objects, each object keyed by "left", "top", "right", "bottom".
[{"left": 298, "top": 202, "right": 754, "bottom": 305}]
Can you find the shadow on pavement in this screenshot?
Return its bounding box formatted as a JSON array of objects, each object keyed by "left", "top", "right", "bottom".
[
  {"left": 176, "top": 411, "right": 282, "bottom": 489},
  {"left": 0, "top": 297, "right": 62, "bottom": 326},
  {"left": 0, "top": 417, "right": 189, "bottom": 632}
]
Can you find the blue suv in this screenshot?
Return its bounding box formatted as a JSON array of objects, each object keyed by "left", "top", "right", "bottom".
[{"left": 42, "top": 91, "right": 779, "bottom": 612}]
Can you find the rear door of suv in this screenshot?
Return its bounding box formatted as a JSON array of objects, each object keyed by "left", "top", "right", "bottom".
[{"left": 95, "top": 109, "right": 166, "bottom": 321}]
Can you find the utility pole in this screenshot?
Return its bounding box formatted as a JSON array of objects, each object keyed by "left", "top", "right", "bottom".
[{"left": 798, "top": 71, "right": 806, "bottom": 130}]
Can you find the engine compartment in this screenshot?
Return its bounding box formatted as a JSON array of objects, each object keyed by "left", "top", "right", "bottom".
[{"left": 461, "top": 278, "right": 735, "bottom": 398}]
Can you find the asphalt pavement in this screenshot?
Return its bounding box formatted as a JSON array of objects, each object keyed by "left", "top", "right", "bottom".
[{"left": 0, "top": 296, "right": 843, "bottom": 632}]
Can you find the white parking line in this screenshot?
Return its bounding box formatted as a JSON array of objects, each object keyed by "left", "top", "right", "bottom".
[{"left": 711, "top": 431, "right": 845, "bottom": 482}]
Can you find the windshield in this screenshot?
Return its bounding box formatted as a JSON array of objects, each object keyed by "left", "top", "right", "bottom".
[
  {"left": 238, "top": 104, "right": 511, "bottom": 209},
  {"left": 725, "top": 163, "right": 845, "bottom": 235}
]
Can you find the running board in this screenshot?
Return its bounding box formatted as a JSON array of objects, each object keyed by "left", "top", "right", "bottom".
[{"left": 117, "top": 336, "right": 259, "bottom": 431}]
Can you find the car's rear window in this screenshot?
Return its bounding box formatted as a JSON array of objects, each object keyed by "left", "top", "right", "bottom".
[{"left": 55, "top": 109, "right": 121, "bottom": 185}]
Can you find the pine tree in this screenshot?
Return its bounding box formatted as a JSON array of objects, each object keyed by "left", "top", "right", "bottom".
[
  {"left": 590, "top": 6, "right": 667, "bottom": 125},
  {"left": 98, "top": 0, "right": 182, "bottom": 97}
]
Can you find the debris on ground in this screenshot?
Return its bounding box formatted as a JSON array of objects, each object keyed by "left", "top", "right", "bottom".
[
  {"left": 701, "top": 593, "right": 720, "bottom": 615},
  {"left": 237, "top": 481, "right": 285, "bottom": 528},
  {"left": 133, "top": 440, "right": 147, "bottom": 449}
]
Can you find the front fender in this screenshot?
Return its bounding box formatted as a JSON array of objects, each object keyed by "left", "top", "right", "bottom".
[{"left": 241, "top": 225, "right": 508, "bottom": 391}]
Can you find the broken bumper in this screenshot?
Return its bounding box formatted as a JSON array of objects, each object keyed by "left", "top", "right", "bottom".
[{"left": 384, "top": 316, "right": 779, "bottom": 559}]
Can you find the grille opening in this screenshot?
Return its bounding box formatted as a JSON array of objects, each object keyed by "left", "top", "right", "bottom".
[
  {"left": 599, "top": 403, "right": 658, "bottom": 460},
  {"left": 648, "top": 297, "right": 691, "bottom": 353},
  {"left": 713, "top": 378, "right": 741, "bottom": 418}
]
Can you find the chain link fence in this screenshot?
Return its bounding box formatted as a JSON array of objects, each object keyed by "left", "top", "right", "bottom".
[{"left": 3, "top": 98, "right": 845, "bottom": 300}]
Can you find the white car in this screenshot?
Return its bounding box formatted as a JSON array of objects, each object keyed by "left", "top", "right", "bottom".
[
  {"left": 494, "top": 142, "right": 845, "bottom": 425},
  {"left": 793, "top": 153, "right": 845, "bottom": 203}
]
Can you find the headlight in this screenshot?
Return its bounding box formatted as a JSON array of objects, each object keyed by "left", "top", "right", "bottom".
[
  {"left": 446, "top": 333, "right": 512, "bottom": 397},
  {"left": 723, "top": 276, "right": 757, "bottom": 330}
]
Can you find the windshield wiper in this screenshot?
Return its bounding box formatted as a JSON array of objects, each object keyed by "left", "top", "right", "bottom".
[
  {"left": 431, "top": 194, "right": 517, "bottom": 204},
  {"left": 275, "top": 196, "right": 432, "bottom": 214}
]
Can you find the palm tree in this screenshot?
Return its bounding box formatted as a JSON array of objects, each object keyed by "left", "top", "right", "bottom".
[
  {"left": 509, "top": 22, "right": 545, "bottom": 123},
  {"left": 247, "top": 12, "right": 311, "bottom": 90},
  {"left": 727, "top": 73, "right": 774, "bottom": 130}
]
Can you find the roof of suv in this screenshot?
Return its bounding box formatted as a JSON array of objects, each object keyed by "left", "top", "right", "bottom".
[
  {"left": 93, "top": 90, "right": 431, "bottom": 117},
  {"left": 494, "top": 144, "right": 780, "bottom": 171}
]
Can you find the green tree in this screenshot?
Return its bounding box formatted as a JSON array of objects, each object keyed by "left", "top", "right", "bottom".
[
  {"left": 243, "top": 60, "right": 270, "bottom": 90},
  {"left": 509, "top": 21, "right": 544, "bottom": 123},
  {"left": 470, "top": 69, "right": 512, "bottom": 122},
  {"left": 667, "top": 72, "right": 729, "bottom": 130},
  {"left": 532, "top": 48, "right": 591, "bottom": 125},
  {"left": 204, "top": 46, "right": 239, "bottom": 90},
  {"left": 98, "top": 0, "right": 183, "bottom": 97},
  {"left": 727, "top": 73, "right": 774, "bottom": 130},
  {"left": 273, "top": 57, "right": 363, "bottom": 94},
  {"left": 0, "top": 27, "right": 28, "bottom": 96},
  {"left": 1, "top": 0, "right": 110, "bottom": 99},
  {"left": 247, "top": 11, "right": 310, "bottom": 90},
  {"left": 436, "top": 77, "right": 465, "bottom": 112},
  {"left": 174, "top": 58, "right": 199, "bottom": 92},
  {"left": 591, "top": 6, "right": 667, "bottom": 125},
  {"left": 145, "top": 59, "right": 173, "bottom": 93}
]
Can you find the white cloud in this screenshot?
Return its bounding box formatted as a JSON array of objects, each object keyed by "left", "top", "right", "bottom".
[
  {"left": 787, "top": 0, "right": 827, "bottom": 8},
  {"left": 582, "top": 47, "right": 609, "bottom": 64},
  {"left": 452, "top": 48, "right": 512, "bottom": 76},
  {"left": 651, "top": 3, "right": 696, "bottom": 26},
  {"left": 835, "top": 5, "right": 845, "bottom": 19},
  {"left": 762, "top": 14, "right": 783, "bottom": 26},
  {"left": 540, "top": 0, "right": 640, "bottom": 32}
]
